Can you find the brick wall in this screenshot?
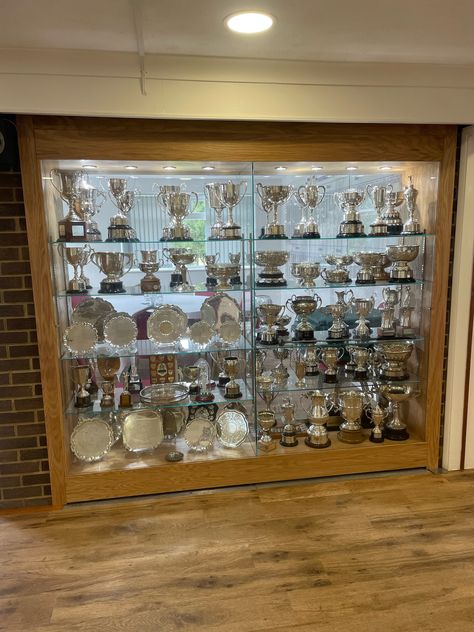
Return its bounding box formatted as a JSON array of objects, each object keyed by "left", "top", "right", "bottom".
[{"left": 0, "top": 163, "right": 51, "bottom": 509}]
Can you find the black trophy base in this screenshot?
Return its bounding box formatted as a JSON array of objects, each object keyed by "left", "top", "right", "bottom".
[
  {"left": 337, "top": 221, "right": 366, "bottom": 238},
  {"left": 384, "top": 426, "right": 409, "bottom": 441},
  {"left": 386, "top": 225, "right": 403, "bottom": 235},
  {"left": 389, "top": 277, "right": 415, "bottom": 284},
  {"left": 259, "top": 338, "right": 279, "bottom": 346},
  {"left": 106, "top": 237, "right": 139, "bottom": 243},
  {"left": 256, "top": 280, "right": 287, "bottom": 288},
  {"left": 230, "top": 276, "right": 242, "bottom": 286},
  {"left": 380, "top": 373, "right": 409, "bottom": 382},
  {"left": 218, "top": 375, "right": 230, "bottom": 387},
  {"left": 169, "top": 273, "right": 184, "bottom": 288},
  {"left": 188, "top": 385, "right": 201, "bottom": 396},
  {"left": 98, "top": 281, "right": 125, "bottom": 294},
  {"left": 160, "top": 237, "right": 194, "bottom": 242},
  {"left": 301, "top": 232, "right": 321, "bottom": 239},
  {"left": 206, "top": 277, "right": 218, "bottom": 287},
  {"left": 66, "top": 289, "right": 89, "bottom": 295},
  {"left": 370, "top": 432, "right": 384, "bottom": 443},
  {"left": 195, "top": 392, "right": 215, "bottom": 403},
  {"left": 293, "top": 330, "right": 315, "bottom": 342},
  {"left": 355, "top": 279, "right": 375, "bottom": 285},
  {"left": 74, "top": 396, "right": 92, "bottom": 408},
  {"left": 305, "top": 437, "right": 331, "bottom": 449},
  {"left": 224, "top": 391, "right": 243, "bottom": 399},
  {"left": 260, "top": 234, "right": 288, "bottom": 240},
  {"left": 280, "top": 435, "right": 299, "bottom": 447},
  {"left": 327, "top": 333, "right": 350, "bottom": 341},
  {"left": 323, "top": 373, "right": 338, "bottom": 384},
  {"left": 305, "top": 368, "right": 319, "bottom": 376},
  {"left": 354, "top": 369, "right": 368, "bottom": 380}
]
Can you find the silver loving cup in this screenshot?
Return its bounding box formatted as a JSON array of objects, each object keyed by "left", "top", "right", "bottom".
[
  {"left": 382, "top": 190, "right": 405, "bottom": 234},
  {"left": 215, "top": 180, "right": 247, "bottom": 238},
  {"left": 58, "top": 244, "right": 89, "bottom": 293},
  {"left": 294, "top": 178, "right": 325, "bottom": 237},
  {"left": 351, "top": 296, "right": 375, "bottom": 340},
  {"left": 91, "top": 251, "right": 133, "bottom": 293},
  {"left": 366, "top": 184, "right": 392, "bottom": 235},
  {"left": 50, "top": 169, "right": 86, "bottom": 214},
  {"left": 320, "top": 346, "right": 344, "bottom": 382},
  {"left": 279, "top": 398, "right": 298, "bottom": 447},
  {"left": 353, "top": 252, "right": 383, "bottom": 284},
  {"left": 379, "top": 384, "right": 419, "bottom": 440},
  {"left": 337, "top": 390, "right": 365, "bottom": 443},
  {"left": 158, "top": 191, "right": 198, "bottom": 241},
  {"left": 291, "top": 261, "right": 321, "bottom": 288},
  {"left": 162, "top": 247, "right": 196, "bottom": 291},
  {"left": 326, "top": 303, "right": 350, "bottom": 339},
  {"left": 402, "top": 176, "right": 422, "bottom": 235},
  {"left": 386, "top": 245, "right": 419, "bottom": 282},
  {"left": 334, "top": 189, "right": 366, "bottom": 237},
  {"left": 304, "top": 390, "right": 333, "bottom": 449},
  {"left": 256, "top": 183, "right": 293, "bottom": 238},
  {"left": 76, "top": 186, "right": 106, "bottom": 240},
  {"left": 204, "top": 183, "right": 226, "bottom": 239},
  {"left": 374, "top": 341, "right": 413, "bottom": 380}
]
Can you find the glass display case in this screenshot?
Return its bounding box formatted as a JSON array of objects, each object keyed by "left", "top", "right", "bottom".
[{"left": 18, "top": 117, "right": 456, "bottom": 505}]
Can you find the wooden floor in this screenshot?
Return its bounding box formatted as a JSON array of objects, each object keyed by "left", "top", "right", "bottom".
[{"left": 1, "top": 471, "right": 474, "bottom": 631}]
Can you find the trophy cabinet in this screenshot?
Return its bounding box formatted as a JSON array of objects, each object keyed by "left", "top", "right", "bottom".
[{"left": 17, "top": 116, "right": 456, "bottom": 507}]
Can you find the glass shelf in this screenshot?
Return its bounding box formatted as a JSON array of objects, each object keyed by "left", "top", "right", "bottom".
[
  {"left": 255, "top": 234, "right": 433, "bottom": 242},
  {"left": 256, "top": 334, "right": 423, "bottom": 348},
  {"left": 61, "top": 336, "right": 252, "bottom": 360},
  {"left": 257, "top": 373, "right": 421, "bottom": 395},
  {"left": 253, "top": 280, "right": 424, "bottom": 291},
  {"left": 65, "top": 380, "right": 254, "bottom": 416},
  {"left": 50, "top": 238, "right": 251, "bottom": 246},
  {"left": 57, "top": 285, "right": 246, "bottom": 298}
]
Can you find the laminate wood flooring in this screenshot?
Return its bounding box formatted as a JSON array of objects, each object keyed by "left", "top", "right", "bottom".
[{"left": 1, "top": 470, "right": 474, "bottom": 632}]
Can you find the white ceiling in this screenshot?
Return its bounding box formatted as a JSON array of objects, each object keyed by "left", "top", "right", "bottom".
[{"left": 1, "top": 0, "right": 474, "bottom": 64}]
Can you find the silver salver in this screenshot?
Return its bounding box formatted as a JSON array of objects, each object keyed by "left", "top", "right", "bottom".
[
  {"left": 189, "top": 320, "right": 215, "bottom": 346},
  {"left": 103, "top": 314, "right": 138, "bottom": 350},
  {"left": 184, "top": 416, "right": 216, "bottom": 451},
  {"left": 70, "top": 417, "right": 114, "bottom": 462},
  {"left": 71, "top": 297, "right": 116, "bottom": 341},
  {"left": 63, "top": 322, "right": 98, "bottom": 356},
  {"left": 147, "top": 305, "right": 188, "bottom": 345},
  {"left": 139, "top": 383, "right": 189, "bottom": 405},
  {"left": 122, "top": 409, "right": 164, "bottom": 452},
  {"left": 200, "top": 293, "right": 242, "bottom": 333},
  {"left": 216, "top": 409, "right": 249, "bottom": 448}
]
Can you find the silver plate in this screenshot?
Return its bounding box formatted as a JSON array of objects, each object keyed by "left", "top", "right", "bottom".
[
  {"left": 139, "top": 383, "right": 189, "bottom": 405},
  {"left": 189, "top": 320, "right": 215, "bottom": 345},
  {"left": 63, "top": 322, "right": 98, "bottom": 356},
  {"left": 200, "top": 293, "right": 242, "bottom": 334},
  {"left": 147, "top": 304, "right": 188, "bottom": 344},
  {"left": 183, "top": 417, "right": 216, "bottom": 451},
  {"left": 104, "top": 314, "right": 138, "bottom": 349},
  {"left": 219, "top": 318, "right": 241, "bottom": 344},
  {"left": 70, "top": 417, "right": 114, "bottom": 462},
  {"left": 71, "top": 297, "right": 116, "bottom": 341},
  {"left": 216, "top": 410, "right": 249, "bottom": 448},
  {"left": 122, "top": 409, "right": 164, "bottom": 452}
]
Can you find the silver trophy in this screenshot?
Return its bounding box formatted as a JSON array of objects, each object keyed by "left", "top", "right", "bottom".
[
  {"left": 351, "top": 296, "right": 375, "bottom": 340},
  {"left": 326, "top": 303, "right": 350, "bottom": 340},
  {"left": 350, "top": 346, "right": 373, "bottom": 379},
  {"left": 374, "top": 341, "right": 413, "bottom": 380},
  {"left": 382, "top": 190, "right": 404, "bottom": 234},
  {"left": 228, "top": 252, "right": 242, "bottom": 285},
  {"left": 291, "top": 262, "right": 321, "bottom": 288},
  {"left": 204, "top": 183, "right": 226, "bottom": 240},
  {"left": 91, "top": 251, "right": 133, "bottom": 293},
  {"left": 396, "top": 287, "right": 415, "bottom": 337},
  {"left": 72, "top": 365, "right": 92, "bottom": 408},
  {"left": 205, "top": 263, "right": 240, "bottom": 291},
  {"left": 256, "top": 183, "right": 293, "bottom": 239},
  {"left": 286, "top": 293, "right": 321, "bottom": 342},
  {"left": 353, "top": 252, "right": 383, "bottom": 285},
  {"left": 368, "top": 403, "right": 385, "bottom": 443},
  {"left": 321, "top": 255, "right": 354, "bottom": 284},
  {"left": 302, "top": 346, "right": 320, "bottom": 376},
  {"left": 321, "top": 347, "right": 344, "bottom": 383},
  {"left": 76, "top": 186, "right": 106, "bottom": 241},
  {"left": 372, "top": 253, "right": 391, "bottom": 282},
  {"left": 366, "top": 184, "right": 392, "bottom": 236},
  {"left": 402, "top": 176, "right": 422, "bottom": 235},
  {"left": 256, "top": 374, "right": 278, "bottom": 411},
  {"left": 294, "top": 178, "right": 325, "bottom": 238},
  {"left": 377, "top": 287, "right": 400, "bottom": 338},
  {"left": 157, "top": 190, "right": 198, "bottom": 241},
  {"left": 280, "top": 398, "right": 298, "bottom": 447},
  {"left": 380, "top": 384, "right": 419, "bottom": 441},
  {"left": 257, "top": 303, "right": 285, "bottom": 345},
  {"left": 271, "top": 347, "right": 290, "bottom": 384},
  {"left": 255, "top": 250, "right": 289, "bottom": 287},
  {"left": 204, "top": 253, "right": 219, "bottom": 287},
  {"left": 58, "top": 244, "right": 90, "bottom": 293},
  {"left": 257, "top": 410, "right": 277, "bottom": 452},
  {"left": 386, "top": 245, "right": 419, "bottom": 283},
  {"left": 107, "top": 178, "right": 140, "bottom": 242},
  {"left": 139, "top": 250, "right": 163, "bottom": 293},
  {"left": 304, "top": 390, "right": 333, "bottom": 448},
  {"left": 215, "top": 180, "right": 247, "bottom": 239},
  {"left": 50, "top": 169, "right": 88, "bottom": 241},
  {"left": 162, "top": 247, "right": 195, "bottom": 291},
  {"left": 336, "top": 390, "right": 365, "bottom": 444},
  {"left": 334, "top": 189, "right": 366, "bottom": 237}
]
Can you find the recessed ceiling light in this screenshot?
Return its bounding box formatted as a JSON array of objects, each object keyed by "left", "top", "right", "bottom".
[
  {"left": 311, "top": 166, "right": 323, "bottom": 171},
  {"left": 379, "top": 166, "right": 392, "bottom": 171},
  {"left": 180, "top": 177, "right": 192, "bottom": 181},
  {"left": 202, "top": 166, "right": 215, "bottom": 171},
  {"left": 83, "top": 164, "right": 97, "bottom": 169},
  {"left": 346, "top": 166, "right": 358, "bottom": 171},
  {"left": 124, "top": 165, "right": 138, "bottom": 170},
  {"left": 275, "top": 166, "right": 287, "bottom": 171},
  {"left": 225, "top": 11, "right": 274, "bottom": 34},
  {"left": 430, "top": 176, "right": 437, "bottom": 180},
  {"left": 42, "top": 176, "right": 53, "bottom": 180},
  {"left": 163, "top": 165, "right": 176, "bottom": 171}
]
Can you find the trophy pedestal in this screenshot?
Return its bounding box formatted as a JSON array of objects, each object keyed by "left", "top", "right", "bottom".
[
  {"left": 377, "top": 327, "right": 396, "bottom": 339},
  {"left": 370, "top": 429, "right": 384, "bottom": 443},
  {"left": 305, "top": 428, "right": 331, "bottom": 449},
  {"left": 259, "top": 331, "right": 278, "bottom": 345},
  {"left": 256, "top": 273, "right": 287, "bottom": 287},
  {"left": 218, "top": 374, "right": 230, "bottom": 388},
  {"left": 188, "top": 383, "right": 201, "bottom": 396},
  {"left": 293, "top": 329, "right": 315, "bottom": 342},
  {"left": 323, "top": 372, "right": 338, "bottom": 384},
  {"left": 261, "top": 224, "right": 288, "bottom": 239},
  {"left": 396, "top": 325, "right": 415, "bottom": 337},
  {"left": 206, "top": 276, "right": 218, "bottom": 288},
  {"left": 276, "top": 327, "right": 290, "bottom": 341},
  {"left": 385, "top": 223, "right": 403, "bottom": 235},
  {"left": 401, "top": 226, "right": 422, "bottom": 236},
  {"left": 258, "top": 438, "right": 276, "bottom": 452},
  {"left": 337, "top": 221, "right": 365, "bottom": 238},
  {"left": 66, "top": 279, "right": 88, "bottom": 294},
  {"left": 58, "top": 217, "right": 87, "bottom": 242},
  {"left": 140, "top": 276, "right": 161, "bottom": 293},
  {"left": 119, "top": 391, "right": 133, "bottom": 408},
  {"left": 106, "top": 221, "right": 139, "bottom": 242},
  {"left": 305, "top": 365, "right": 319, "bottom": 376},
  {"left": 327, "top": 331, "right": 350, "bottom": 340},
  {"left": 221, "top": 225, "right": 242, "bottom": 240},
  {"left": 337, "top": 427, "right": 365, "bottom": 444},
  {"left": 74, "top": 393, "right": 91, "bottom": 408},
  {"left": 355, "top": 277, "right": 375, "bottom": 285},
  {"left": 280, "top": 427, "right": 298, "bottom": 447},
  {"left": 390, "top": 272, "right": 415, "bottom": 283},
  {"left": 98, "top": 280, "right": 125, "bottom": 294},
  {"left": 195, "top": 392, "right": 215, "bottom": 403},
  {"left": 302, "top": 230, "right": 320, "bottom": 239},
  {"left": 224, "top": 385, "right": 242, "bottom": 399},
  {"left": 230, "top": 275, "right": 242, "bottom": 286},
  {"left": 380, "top": 371, "right": 409, "bottom": 381},
  {"left": 354, "top": 368, "right": 368, "bottom": 380},
  {"left": 209, "top": 225, "right": 223, "bottom": 240},
  {"left": 369, "top": 222, "right": 388, "bottom": 236},
  {"left": 384, "top": 426, "right": 409, "bottom": 441},
  {"left": 85, "top": 222, "right": 102, "bottom": 241},
  {"left": 169, "top": 273, "right": 184, "bottom": 288}
]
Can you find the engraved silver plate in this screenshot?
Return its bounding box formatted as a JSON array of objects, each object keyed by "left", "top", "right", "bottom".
[
  {"left": 219, "top": 318, "right": 241, "bottom": 344},
  {"left": 139, "top": 383, "right": 189, "bottom": 405},
  {"left": 216, "top": 410, "right": 249, "bottom": 447},
  {"left": 122, "top": 409, "right": 164, "bottom": 452},
  {"left": 200, "top": 293, "right": 242, "bottom": 334},
  {"left": 70, "top": 417, "right": 113, "bottom": 461},
  {"left": 147, "top": 304, "right": 188, "bottom": 344},
  {"left": 71, "top": 297, "right": 116, "bottom": 340},
  {"left": 189, "top": 320, "right": 215, "bottom": 345},
  {"left": 103, "top": 314, "right": 138, "bottom": 349},
  {"left": 183, "top": 417, "right": 216, "bottom": 451},
  {"left": 63, "top": 322, "right": 98, "bottom": 356}
]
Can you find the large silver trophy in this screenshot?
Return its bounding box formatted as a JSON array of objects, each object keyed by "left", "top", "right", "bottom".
[
  {"left": 204, "top": 183, "right": 226, "bottom": 240},
  {"left": 382, "top": 190, "right": 404, "bottom": 234},
  {"left": 353, "top": 252, "right": 383, "bottom": 284},
  {"left": 304, "top": 390, "right": 333, "bottom": 448},
  {"left": 402, "top": 176, "right": 422, "bottom": 235},
  {"left": 139, "top": 250, "right": 163, "bottom": 293},
  {"left": 380, "top": 384, "right": 419, "bottom": 441},
  {"left": 280, "top": 398, "right": 298, "bottom": 447},
  {"left": 76, "top": 185, "right": 106, "bottom": 241},
  {"left": 336, "top": 390, "right": 365, "bottom": 444},
  {"left": 334, "top": 189, "right": 366, "bottom": 237},
  {"left": 163, "top": 247, "right": 195, "bottom": 291},
  {"left": 291, "top": 262, "right": 321, "bottom": 288},
  {"left": 321, "top": 255, "right": 353, "bottom": 284},
  {"left": 157, "top": 189, "right": 198, "bottom": 241},
  {"left": 257, "top": 303, "right": 285, "bottom": 345},
  {"left": 107, "top": 178, "right": 140, "bottom": 242},
  {"left": 366, "top": 184, "right": 392, "bottom": 236},
  {"left": 50, "top": 169, "right": 88, "bottom": 241},
  {"left": 386, "top": 245, "right": 419, "bottom": 283},
  {"left": 58, "top": 244, "right": 91, "bottom": 293},
  {"left": 91, "top": 251, "right": 133, "bottom": 293},
  {"left": 215, "top": 180, "right": 247, "bottom": 239},
  {"left": 286, "top": 294, "right": 322, "bottom": 342},
  {"left": 256, "top": 183, "right": 293, "bottom": 239},
  {"left": 377, "top": 287, "right": 400, "bottom": 338},
  {"left": 293, "top": 178, "right": 325, "bottom": 238},
  {"left": 374, "top": 341, "right": 413, "bottom": 380},
  {"left": 351, "top": 296, "right": 375, "bottom": 340},
  {"left": 255, "top": 251, "right": 289, "bottom": 287}
]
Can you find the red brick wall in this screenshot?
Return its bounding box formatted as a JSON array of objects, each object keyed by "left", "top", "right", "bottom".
[{"left": 0, "top": 170, "right": 51, "bottom": 509}]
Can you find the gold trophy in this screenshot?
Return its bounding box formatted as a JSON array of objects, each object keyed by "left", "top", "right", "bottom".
[
  {"left": 280, "top": 398, "right": 298, "bottom": 447},
  {"left": 223, "top": 356, "right": 242, "bottom": 399},
  {"left": 97, "top": 357, "right": 121, "bottom": 407},
  {"left": 257, "top": 410, "right": 277, "bottom": 452},
  {"left": 72, "top": 365, "right": 92, "bottom": 408}
]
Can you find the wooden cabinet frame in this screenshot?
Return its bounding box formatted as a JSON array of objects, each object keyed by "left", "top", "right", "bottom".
[{"left": 17, "top": 116, "right": 457, "bottom": 507}]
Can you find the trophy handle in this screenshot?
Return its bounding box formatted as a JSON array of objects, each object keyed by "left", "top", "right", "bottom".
[
  {"left": 314, "top": 293, "right": 322, "bottom": 310},
  {"left": 162, "top": 247, "right": 172, "bottom": 263},
  {"left": 56, "top": 243, "right": 65, "bottom": 259},
  {"left": 317, "top": 185, "right": 326, "bottom": 204},
  {"left": 296, "top": 185, "right": 308, "bottom": 208},
  {"left": 90, "top": 252, "right": 101, "bottom": 269},
  {"left": 256, "top": 182, "right": 265, "bottom": 201},
  {"left": 345, "top": 289, "right": 354, "bottom": 303},
  {"left": 188, "top": 192, "right": 199, "bottom": 213},
  {"left": 95, "top": 189, "right": 106, "bottom": 212},
  {"left": 366, "top": 184, "right": 374, "bottom": 202},
  {"left": 285, "top": 297, "right": 295, "bottom": 315},
  {"left": 333, "top": 191, "right": 343, "bottom": 207},
  {"left": 320, "top": 268, "right": 328, "bottom": 282},
  {"left": 49, "top": 169, "right": 62, "bottom": 195},
  {"left": 337, "top": 347, "right": 345, "bottom": 360},
  {"left": 123, "top": 253, "right": 134, "bottom": 275}
]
